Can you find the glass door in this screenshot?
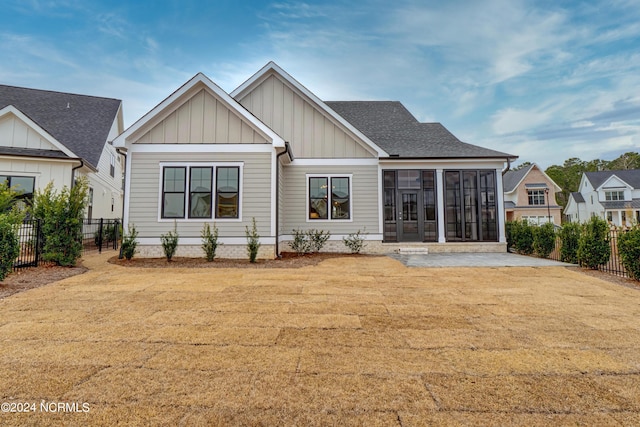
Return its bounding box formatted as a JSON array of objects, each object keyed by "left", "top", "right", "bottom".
[{"left": 398, "top": 190, "right": 420, "bottom": 241}]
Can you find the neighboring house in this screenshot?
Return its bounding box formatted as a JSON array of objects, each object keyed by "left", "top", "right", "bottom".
[
  {"left": 0, "top": 85, "right": 124, "bottom": 219},
  {"left": 502, "top": 163, "right": 562, "bottom": 226},
  {"left": 113, "top": 62, "right": 517, "bottom": 259},
  {"left": 564, "top": 170, "right": 640, "bottom": 227}
]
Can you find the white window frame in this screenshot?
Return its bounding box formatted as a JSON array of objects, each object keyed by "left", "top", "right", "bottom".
[
  {"left": 306, "top": 173, "right": 353, "bottom": 223},
  {"left": 527, "top": 189, "right": 546, "bottom": 205},
  {"left": 605, "top": 190, "right": 625, "bottom": 201},
  {"left": 158, "top": 162, "right": 243, "bottom": 222}
]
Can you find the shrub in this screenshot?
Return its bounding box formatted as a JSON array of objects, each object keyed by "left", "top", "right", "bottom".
[
  {"left": 308, "top": 229, "right": 330, "bottom": 253},
  {"left": 120, "top": 224, "right": 138, "bottom": 260},
  {"left": 505, "top": 221, "right": 514, "bottom": 251},
  {"left": 533, "top": 222, "right": 556, "bottom": 258},
  {"left": 558, "top": 222, "right": 581, "bottom": 264},
  {"left": 160, "top": 223, "right": 179, "bottom": 261},
  {"left": 201, "top": 223, "right": 220, "bottom": 262},
  {"left": 511, "top": 219, "right": 534, "bottom": 255},
  {"left": 245, "top": 217, "right": 260, "bottom": 263},
  {"left": 618, "top": 226, "right": 640, "bottom": 280},
  {"left": 577, "top": 216, "right": 610, "bottom": 269},
  {"left": 343, "top": 228, "right": 367, "bottom": 254},
  {"left": 289, "top": 228, "right": 312, "bottom": 255},
  {"left": 31, "top": 178, "right": 88, "bottom": 266},
  {"left": 0, "top": 217, "right": 20, "bottom": 281}
]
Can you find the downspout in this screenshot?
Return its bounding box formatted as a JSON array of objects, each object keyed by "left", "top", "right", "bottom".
[
  {"left": 71, "top": 159, "right": 84, "bottom": 187},
  {"left": 274, "top": 142, "right": 292, "bottom": 258},
  {"left": 501, "top": 157, "right": 512, "bottom": 176},
  {"left": 116, "top": 147, "right": 127, "bottom": 259}
]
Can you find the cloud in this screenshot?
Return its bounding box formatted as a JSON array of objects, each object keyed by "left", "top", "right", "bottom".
[{"left": 491, "top": 108, "right": 551, "bottom": 135}]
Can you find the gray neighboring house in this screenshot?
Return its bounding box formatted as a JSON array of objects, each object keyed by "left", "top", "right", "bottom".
[
  {"left": 114, "top": 62, "right": 517, "bottom": 259},
  {"left": 0, "top": 85, "right": 124, "bottom": 219},
  {"left": 565, "top": 169, "right": 640, "bottom": 226}
]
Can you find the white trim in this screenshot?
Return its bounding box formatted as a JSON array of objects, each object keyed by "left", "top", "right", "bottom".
[
  {"left": 380, "top": 159, "right": 508, "bottom": 169},
  {"left": 113, "top": 73, "right": 284, "bottom": 148},
  {"left": 157, "top": 162, "right": 244, "bottom": 222},
  {"left": 306, "top": 173, "right": 353, "bottom": 223},
  {"left": 279, "top": 233, "right": 383, "bottom": 241},
  {"left": 505, "top": 163, "right": 562, "bottom": 194},
  {"left": 597, "top": 175, "right": 634, "bottom": 192},
  {"left": 436, "top": 169, "right": 446, "bottom": 243},
  {"left": 495, "top": 167, "right": 507, "bottom": 243},
  {"left": 230, "top": 62, "right": 387, "bottom": 158},
  {"left": 0, "top": 105, "right": 77, "bottom": 158},
  {"left": 377, "top": 164, "right": 384, "bottom": 235},
  {"left": 123, "top": 148, "right": 132, "bottom": 229},
  {"left": 290, "top": 158, "right": 379, "bottom": 166},
  {"left": 137, "top": 237, "right": 276, "bottom": 245},
  {"left": 270, "top": 150, "right": 277, "bottom": 237},
  {"left": 128, "top": 143, "right": 274, "bottom": 153}
]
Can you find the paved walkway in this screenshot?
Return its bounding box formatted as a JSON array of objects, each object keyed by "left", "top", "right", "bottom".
[{"left": 389, "top": 252, "right": 575, "bottom": 267}]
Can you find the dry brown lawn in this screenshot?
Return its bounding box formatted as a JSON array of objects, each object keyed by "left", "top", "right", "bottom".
[{"left": 1, "top": 253, "right": 640, "bottom": 426}]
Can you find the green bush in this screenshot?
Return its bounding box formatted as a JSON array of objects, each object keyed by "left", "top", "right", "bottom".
[
  {"left": 120, "top": 224, "right": 138, "bottom": 260},
  {"left": 0, "top": 218, "right": 20, "bottom": 281},
  {"left": 245, "top": 218, "right": 260, "bottom": 263},
  {"left": 511, "top": 219, "right": 534, "bottom": 255},
  {"left": 533, "top": 222, "right": 556, "bottom": 258},
  {"left": 31, "top": 178, "right": 88, "bottom": 266},
  {"left": 343, "top": 228, "right": 368, "bottom": 254},
  {"left": 505, "top": 221, "right": 514, "bottom": 251},
  {"left": 201, "top": 223, "right": 220, "bottom": 262},
  {"left": 289, "top": 228, "right": 312, "bottom": 255},
  {"left": 308, "top": 229, "right": 331, "bottom": 253},
  {"left": 577, "top": 216, "right": 610, "bottom": 269},
  {"left": 160, "top": 223, "right": 179, "bottom": 261},
  {"left": 558, "top": 222, "right": 581, "bottom": 264},
  {"left": 618, "top": 226, "right": 640, "bottom": 280}
]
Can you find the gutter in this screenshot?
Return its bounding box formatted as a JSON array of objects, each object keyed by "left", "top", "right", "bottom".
[
  {"left": 116, "top": 147, "right": 128, "bottom": 259},
  {"left": 274, "top": 142, "right": 293, "bottom": 258},
  {"left": 71, "top": 159, "right": 84, "bottom": 187},
  {"left": 502, "top": 157, "right": 512, "bottom": 176}
]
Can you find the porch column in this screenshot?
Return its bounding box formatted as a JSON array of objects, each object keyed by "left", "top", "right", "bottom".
[
  {"left": 496, "top": 167, "right": 506, "bottom": 243},
  {"left": 617, "top": 210, "right": 622, "bottom": 227},
  {"left": 436, "top": 169, "right": 446, "bottom": 243}
]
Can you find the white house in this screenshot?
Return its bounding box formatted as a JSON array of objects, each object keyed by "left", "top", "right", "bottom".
[
  {"left": 114, "top": 62, "right": 517, "bottom": 259},
  {"left": 564, "top": 170, "right": 640, "bottom": 227},
  {"left": 0, "top": 85, "right": 124, "bottom": 219}
]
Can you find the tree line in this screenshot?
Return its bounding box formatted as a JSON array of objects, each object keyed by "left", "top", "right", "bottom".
[{"left": 514, "top": 152, "right": 640, "bottom": 207}]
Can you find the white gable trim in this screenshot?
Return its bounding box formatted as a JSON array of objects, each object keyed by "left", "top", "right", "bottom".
[
  {"left": 597, "top": 174, "right": 633, "bottom": 191},
  {"left": 0, "top": 105, "right": 77, "bottom": 158},
  {"left": 506, "top": 163, "right": 561, "bottom": 194},
  {"left": 113, "top": 73, "right": 285, "bottom": 149},
  {"left": 231, "top": 62, "right": 388, "bottom": 158}
]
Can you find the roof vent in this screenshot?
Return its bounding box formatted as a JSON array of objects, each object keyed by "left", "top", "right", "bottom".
[{"left": 66, "top": 102, "right": 70, "bottom": 109}]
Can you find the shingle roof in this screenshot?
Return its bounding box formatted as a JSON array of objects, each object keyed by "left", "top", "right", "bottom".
[
  {"left": 0, "top": 146, "right": 69, "bottom": 159},
  {"left": 585, "top": 170, "right": 640, "bottom": 190},
  {"left": 601, "top": 199, "right": 640, "bottom": 209},
  {"left": 570, "top": 192, "right": 585, "bottom": 203},
  {"left": 325, "top": 101, "right": 515, "bottom": 159},
  {"left": 0, "top": 85, "right": 121, "bottom": 168},
  {"left": 502, "top": 164, "right": 535, "bottom": 193}
]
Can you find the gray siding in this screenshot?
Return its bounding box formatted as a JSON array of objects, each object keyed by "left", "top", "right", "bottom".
[
  {"left": 237, "top": 74, "right": 376, "bottom": 159},
  {"left": 282, "top": 164, "right": 379, "bottom": 235},
  {"left": 135, "top": 88, "right": 269, "bottom": 144},
  {"left": 129, "top": 151, "right": 273, "bottom": 238}
]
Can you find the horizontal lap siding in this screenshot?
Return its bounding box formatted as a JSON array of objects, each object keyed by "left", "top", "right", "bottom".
[
  {"left": 129, "top": 151, "right": 272, "bottom": 238},
  {"left": 282, "top": 164, "right": 379, "bottom": 235}
]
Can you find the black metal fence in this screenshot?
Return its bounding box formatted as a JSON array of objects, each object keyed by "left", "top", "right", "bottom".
[
  {"left": 548, "top": 227, "right": 628, "bottom": 278},
  {"left": 12, "top": 218, "right": 120, "bottom": 271}
]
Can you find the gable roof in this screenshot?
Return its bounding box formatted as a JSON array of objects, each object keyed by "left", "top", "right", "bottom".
[
  {"left": 326, "top": 101, "right": 516, "bottom": 159},
  {"left": 502, "top": 164, "right": 535, "bottom": 193},
  {"left": 114, "top": 72, "right": 284, "bottom": 148},
  {"left": 570, "top": 192, "right": 585, "bottom": 203},
  {"left": 0, "top": 84, "right": 122, "bottom": 168},
  {"left": 585, "top": 170, "right": 640, "bottom": 190},
  {"left": 231, "top": 62, "right": 387, "bottom": 157}
]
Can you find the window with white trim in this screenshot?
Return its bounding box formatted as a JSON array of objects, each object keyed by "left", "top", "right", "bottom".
[
  {"left": 161, "top": 164, "right": 240, "bottom": 220},
  {"left": 527, "top": 189, "right": 545, "bottom": 205},
  {"left": 605, "top": 190, "right": 624, "bottom": 201},
  {"left": 308, "top": 175, "right": 351, "bottom": 220},
  {"left": 110, "top": 153, "right": 116, "bottom": 177}
]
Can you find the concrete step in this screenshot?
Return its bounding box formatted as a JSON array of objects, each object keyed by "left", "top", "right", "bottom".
[{"left": 397, "top": 247, "right": 429, "bottom": 254}]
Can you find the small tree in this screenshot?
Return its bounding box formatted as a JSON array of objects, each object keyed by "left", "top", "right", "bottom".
[
  {"left": 308, "top": 229, "right": 330, "bottom": 253},
  {"left": 343, "top": 228, "right": 368, "bottom": 254},
  {"left": 533, "top": 222, "right": 556, "bottom": 258},
  {"left": 577, "top": 216, "right": 610, "bottom": 269},
  {"left": 31, "top": 178, "right": 88, "bottom": 266},
  {"left": 290, "top": 228, "right": 312, "bottom": 256},
  {"left": 201, "top": 223, "right": 220, "bottom": 262},
  {"left": 558, "top": 222, "right": 581, "bottom": 264},
  {"left": 245, "top": 217, "right": 260, "bottom": 263},
  {"left": 618, "top": 226, "right": 640, "bottom": 280},
  {"left": 160, "top": 222, "right": 179, "bottom": 261},
  {"left": 120, "top": 224, "right": 138, "bottom": 260}
]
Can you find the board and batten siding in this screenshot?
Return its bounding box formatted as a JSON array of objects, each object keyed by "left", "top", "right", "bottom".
[
  {"left": 0, "top": 158, "right": 73, "bottom": 190},
  {"left": 134, "top": 89, "right": 270, "bottom": 145},
  {"left": 237, "top": 74, "right": 376, "bottom": 159},
  {"left": 282, "top": 164, "right": 379, "bottom": 235},
  {"left": 128, "top": 151, "right": 273, "bottom": 238},
  {"left": 0, "top": 113, "right": 59, "bottom": 150}
]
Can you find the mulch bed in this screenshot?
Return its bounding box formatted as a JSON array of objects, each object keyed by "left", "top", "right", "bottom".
[{"left": 0, "top": 263, "right": 87, "bottom": 299}]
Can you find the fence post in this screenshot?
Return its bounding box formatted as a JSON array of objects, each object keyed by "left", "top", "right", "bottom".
[
  {"left": 114, "top": 219, "right": 120, "bottom": 250},
  {"left": 35, "top": 219, "right": 41, "bottom": 267},
  {"left": 98, "top": 218, "right": 104, "bottom": 254}
]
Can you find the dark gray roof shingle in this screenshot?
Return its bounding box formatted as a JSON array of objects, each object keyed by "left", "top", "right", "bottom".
[
  {"left": 326, "top": 101, "right": 515, "bottom": 159},
  {"left": 570, "top": 192, "right": 585, "bottom": 203},
  {"left": 601, "top": 199, "right": 640, "bottom": 209},
  {"left": 0, "top": 146, "right": 68, "bottom": 159},
  {"left": 502, "top": 164, "right": 535, "bottom": 193},
  {"left": 585, "top": 170, "right": 640, "bottom": 189},
  {"left": 0, "top": 85, "right": 121, "bottom": 168}
]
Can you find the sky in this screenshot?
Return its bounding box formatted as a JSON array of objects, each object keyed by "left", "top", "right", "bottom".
[{"left": 1, "top": 0, "right": 639, "bottom": 169}]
